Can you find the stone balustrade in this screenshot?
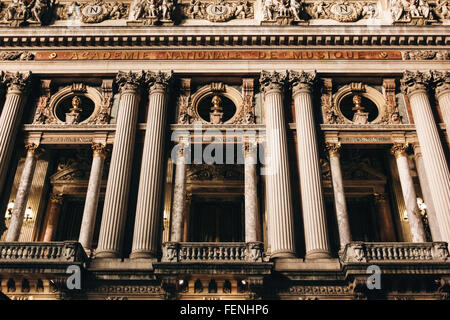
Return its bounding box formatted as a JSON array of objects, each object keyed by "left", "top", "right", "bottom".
[
  {"left": 341, "top": 242, "right": 450, "bottom": 263},
  {"left": 0, "top": 241, "right": 87, "bottom": 264},
  {"left": 161, "top": 242, "right": 264, "bottom": 263}
]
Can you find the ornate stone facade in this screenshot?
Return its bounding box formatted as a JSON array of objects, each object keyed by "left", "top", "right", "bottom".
[{"left": 0, "top": 0, "right": 449, "bottom": 302}]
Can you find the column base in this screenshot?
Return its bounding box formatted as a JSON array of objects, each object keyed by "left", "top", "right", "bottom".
[
  {"left": 305, "top": 249, "right": 332, "bottom": 260},
  {"left": 270, "top": 250, "right": 296, "bottom": 260},
  {"left": 95, "top": 250, "right": 120, "bottom": 259},
  {"left": 130, "top": 250, "right": 157, "bottom": 260}
]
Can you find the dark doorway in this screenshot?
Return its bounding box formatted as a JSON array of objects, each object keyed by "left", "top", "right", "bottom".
[
  {"left": 55, "top": 196, "right": 104, "bottom": 247},
  {"left": 347, "top": 196, "right": 380, "bottom": 242},
  {"left": 189, "top": 196, "right": 244, "bottom": 242}
]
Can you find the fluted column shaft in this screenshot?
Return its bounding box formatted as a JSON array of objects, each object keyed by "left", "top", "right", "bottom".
[
  {"left": 96, "top": 72, "right": 142, "bottom": 258},
  {"left": 42, "top": 194, "right": 63, "bottom": 242},
  {"left": 244, "top": 140, "right": 259, "bottom": 243},
  {"left": 170, "top": 141, "right": 188, "bottom": 243},
  {"left": 0, "top": 72, "right": 31, "bottom": 196},
  {"left": 391, "top": 144, "right": 426, "bottom": 243},
  {"left": 5, "top": 144, "right": 40, "bottom": 241},
  {"left": 433, "top": 71, "right": 450, "bottom": 145},
  {"left": 290, "top": 71, "right": 331, "bottom": 259},
  {"left": 131, "top": 72, "right": 171, "bottom": 259},
  {"left": 326, "top": 143, "right": 351, "bottom": 250},
  {"left": 260, "top": 71, "right": 295, "bottom": 259},
  {"left": 413, "top": 144, "right": 441, "bottom": 241},
  {"left": 401, "top": 71, "right": 450, "bottom": 244},
  {"left": 79, "top": 143, "right": 107, "bottom": 252}
]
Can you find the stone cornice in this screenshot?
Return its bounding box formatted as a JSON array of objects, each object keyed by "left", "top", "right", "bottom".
[{"left": 0, "top": 26, "right": 448, "bottom": 49}]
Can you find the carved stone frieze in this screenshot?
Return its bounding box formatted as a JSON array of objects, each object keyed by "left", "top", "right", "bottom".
[
  {"left": 390, "top": 0, "right": 438, "bottom": 25},
  {"left": 262, "top": 0, "right": 306, "bottom": 25},
  {"left": 187, "top": 164, "right": 243, "bottom": 181},
  {"left": 402, "top": 50, "right": 449, "bottom": 60},
  {"left": 0, "top": 51, "right": 34, "bottom": 60},
  {"left": 0, "top": 0, "right": 56, "bottom": 27},
  {"left": 56, "top": 0, "right": 128, "bottom": 23},
  {"left": 184, "top": 0, "right": 253, "bottom": 22},
  {"left": 308, "top": 0, "right": 377, "bottom": 22},
  {"left": 127, "top": 0, "right": 175, "bottom": 25}
]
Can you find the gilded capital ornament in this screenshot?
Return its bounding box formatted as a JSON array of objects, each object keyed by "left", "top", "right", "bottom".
[
  {"left": 115, "top": 71, "right": 145, "bottom": 94},
  {"left": 3, "top": 71, "right": 32, "bottom": 93},
  {"left": 259, "top": 70, "right": 288, "bottom": 94},
  {"left": 289, "top": 70, "right": 317, "bottom": 95},
  {"left": 391, "top": 143, "right": 409, "bottom": 159},
  {"left": 400, "top": 70, "right": 432, "bottom": 96},
  {"left": 145, "top": 70, "right": 173, "bottom": 93},
  {"left": 25, "top": 143, "right": 43, "bottom": 158},
  {"left": 432, "top": 70, "right": 450, "bottom": 99},
  {"left": 92, "top": 143, "right": 108, "bottom": 159},
  {"left": 325, "top": 142, "right": 341, "bottom": 158},
  {"left": 243, "top": 139, "right": 258, "bottom": 157}
]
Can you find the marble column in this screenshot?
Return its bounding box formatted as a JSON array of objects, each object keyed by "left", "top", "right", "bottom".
[
  {"left": 259, "top": 71, "right": 295, "bottom": 259},
  {"left": 183, "top": 194, "right": 192, "bottom": 242},
  {"left": 413, "top": 143, "right": 441, "bottom": 241},
  {"left": 289, "top": 71, "right": 331, "bottom": 259},
  {"left": 5, "top": 143, "right": 41, "bottom": 241},
  {"left": 131, "top": 71, "right": 172, "bottom": 259},
  {"left": 401, "top": 71, "right": 450, "bottom": 244},
  {"left": 96, "top": 71, "right": 143, "bottom": 258},
  {"left": 325, "top": 142, "right": 351, "bottom": 250},
  {"left": 373, "top": 193, "right": 396, "bottom": 242},
  {"left": 170, "top": 140, "right": 188, "bottom": 243},
  {"left": 244, "top": 139, "right": 259, "bottom": 243},
  {"left": 0, "top": 72, "right": 32, "bottom": 196},
  {"left": 432, "top": 71, "right": 450, "bottom": 145},
  {"left": 79, "top": 143, "right": 107, "bottom": 252},
  {"left": 391, "top": 143, "right": 426, "bottom": 243},
  {"left": 42, "top": 193, "right": 63, "bottom": 242}
]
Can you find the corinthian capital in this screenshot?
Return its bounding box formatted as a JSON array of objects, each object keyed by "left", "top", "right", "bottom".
[
  {"left": 259, "top": 70, "right": 288, "bottom": 94},
  {"left": 400, "top": 70, "right": 432, "bottom": 96},
  {"left": 3, "top": 71, "right": 32, "bottom": 93},
  {"left": 115, "top": 71, "right": 145, "bottom": 94},
  {"left": 432, "top": 70, "right": 450, "bottom": 99},
  {"left": 145, "top": 70, "right": 173, "bottom": 93},
  {"left": 325, "top": 142, "right": 341, "bottom": 158},
  {"left": 289, "top": 70, "right": 317, "bottom": 95},
  {"left": 391, "top": 143, "right": 409, "bottom": 159}
]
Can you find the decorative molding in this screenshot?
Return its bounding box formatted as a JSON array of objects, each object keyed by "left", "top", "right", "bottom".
[
  {"left": 0, "top": 51, "right": 35, "bottom": 61},
  {"left": 56, "top": 1, "right": 129, "bottom": 23},
  {"left": 402, "top": 50, "right": 449, "bottom": 60}
]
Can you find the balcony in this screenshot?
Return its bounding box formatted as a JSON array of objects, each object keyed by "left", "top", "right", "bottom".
[
  {"left": 161, "top": 242, "right": 264, "bottom": 263},
  {"left": 341, "top": 242, "right": 450, "bottom": 264},
  {"left": 0, "top": 241, "right": 88, "bottom": 265}
]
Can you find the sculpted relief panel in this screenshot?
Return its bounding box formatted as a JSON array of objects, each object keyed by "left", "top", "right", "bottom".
[{"left": 0, "top": 0, "right": 448, "bottom": 26}]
